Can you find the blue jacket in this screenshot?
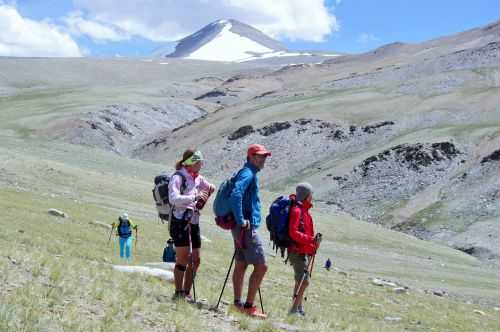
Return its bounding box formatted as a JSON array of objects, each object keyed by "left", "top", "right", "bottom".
[{"left": 229, "top": 162, "right": 261, "bottom": 228}]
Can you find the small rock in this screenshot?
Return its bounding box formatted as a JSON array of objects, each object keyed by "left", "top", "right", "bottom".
[
  {"left": 18, "top": 229, "right": 24, "bottom": 233},
  {"left": 494, "top": 307, "right": 500, "bottom": 311},
  {"left": 371, "top": 303, "right": 382, "bottom": 307},
  {"left": 200, "top": 235, "right": 211, "bottom": 243},
  {"left": 7, "top": 256, "right": 17, "bottom": 265},
  {"left": 393, "top": 287, "right": 407, "bottom": 293},
  {"left": 433, "top": 290, "right": 446, "bottom": 297},
  {"left": 384, "top": 316, "right": 402, "bottom": 322},
  {"left": 48, "top": 209, "right": 67, "bottom": 218},
  {"left": 473, "top": 310, "right": 486, "bottom": 316},
  {"left": 196, "top": 299, "right": 210, "bottom": 309},
  {"left": 221, "top": 300, "right": 230, "bottom": 306},
  {"left": 272, "top": 322, "right": 300, "bottom": 331}
]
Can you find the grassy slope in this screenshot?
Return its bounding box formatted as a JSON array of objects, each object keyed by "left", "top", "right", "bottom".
[
  {"left": 1, "top": 187, "right": 500, "bottom": 332},
  {"left": 1, "top": 59, "right": 500, "bottom": 331}
]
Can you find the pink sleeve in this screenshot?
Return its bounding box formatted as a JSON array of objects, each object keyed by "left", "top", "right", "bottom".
[
  {"left": 198, "top": 176, "right": 213, "bottom": 192},
  {"left": 168, "top": 174, "right": 195, "bottom": 206}
]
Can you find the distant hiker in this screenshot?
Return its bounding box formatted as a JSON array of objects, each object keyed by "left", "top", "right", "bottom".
[
  {"left": 229, "top": 144, "right": 271, "bottom": 318},
  {"left": 112, "top": 213, "right": 138, "bottom": 260},
  {"left": 288, "top": 183, "right": 321, "bottom": 316},
  {"left": 163, "top": 238, "right": 176, "bottom": 263},
  {"left": 325, "top": 258, "right": 332, "bottom": 271},
  {"left": 169, "top": 149, "right": 215, "bottom": 301}
]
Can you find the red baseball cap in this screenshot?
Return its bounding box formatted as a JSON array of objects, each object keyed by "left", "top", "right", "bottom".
[{"left": 247, "top": 144, "right": 272, "bottom": 157}]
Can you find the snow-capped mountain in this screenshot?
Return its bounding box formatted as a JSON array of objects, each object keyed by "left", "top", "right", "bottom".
[{"left": 161, "top": 19, "right": 325, "bottom": 62}]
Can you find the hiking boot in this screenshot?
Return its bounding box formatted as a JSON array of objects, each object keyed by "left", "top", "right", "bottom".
[
  {"left": 231, "top": 300, "right": 244, "bottom": 311},
  {"left": 289, "top": 306, "right": 305, "bottom": 317},
  {"left": 184, "top": 293, "right": 195, "bottom": 303},
  {"left": 242, "top": 305, "right": 267, "bottom": 319},
  {"left": 172, "top": 290, "right": 185, "bottom": 301}
]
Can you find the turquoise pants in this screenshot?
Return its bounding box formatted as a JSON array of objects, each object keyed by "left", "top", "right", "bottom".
[{"left": 119, "top": 236, "right": 133, "bottom": 259}]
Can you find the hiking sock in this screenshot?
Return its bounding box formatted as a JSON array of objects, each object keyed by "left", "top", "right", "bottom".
[
  {"left": 243, "top": 302, "right": 254, "bottom": 309},
  {"left": 234, "top": 299, "right": 243, "bottom": 307}
]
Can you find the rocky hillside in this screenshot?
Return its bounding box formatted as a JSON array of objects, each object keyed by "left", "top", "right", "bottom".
[{"left": 1, "top": 20, "right": 500, "bottom": 268}]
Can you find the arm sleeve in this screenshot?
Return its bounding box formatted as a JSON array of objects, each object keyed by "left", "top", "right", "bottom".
[
  {"left": 229, "top": 170, "right": 253, "bottom": 225},
  {"left": 198, "top": 176, "right": 214, "bottom": 192},
  {"left": 168, "top": 174, "right": 195, "bottom": 206},
  {"left": 288, "top": 207, "right": 315, "bottom": 245}
]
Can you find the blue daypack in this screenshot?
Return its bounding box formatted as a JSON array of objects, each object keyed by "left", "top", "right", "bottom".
[
  {"left": 213, "top": 169, "right": 247, "bottom": 219},
  {"left": 163, "top": 245, "right": 176, "bottom": 263},
  {"left": 117, "top": 217, "right": 132, "bottom": 238},
  {"left": 266, "top": 196, "right": 296, "bottom": 257}
]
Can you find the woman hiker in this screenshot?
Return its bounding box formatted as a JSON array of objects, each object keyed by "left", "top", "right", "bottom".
[{"left": 168, "top": 149, "right": 215, "bottom": 301}]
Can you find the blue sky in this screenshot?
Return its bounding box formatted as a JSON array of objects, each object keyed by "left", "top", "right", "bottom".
[{"left": 1, "top": 0, "right": 499, "bottom": 57}]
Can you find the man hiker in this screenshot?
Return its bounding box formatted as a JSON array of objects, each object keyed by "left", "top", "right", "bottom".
[
  {"left": 288, "top": 183, "right": 321, "bottom": 316},
  {"left": 163, "top": 238, "right": 176, "bottom": 263},
  {"left": 325, "top": 258, "right": 332, "bottom": 271},
  {"left": 168, "top": 149, "right": 215, "bottom": 301},
  {"left": 229, "top": 144, "right": 271, "bottom": 318},
  {"left": 112, "top": 213, "right": 138, "bottom": 260}
]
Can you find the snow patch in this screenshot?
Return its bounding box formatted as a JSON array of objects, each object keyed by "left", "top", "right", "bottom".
[
  {"left": 186, "top": 22, "right": 273, "bottom": 62},
  {"left": 113, "top": 265, "right": 174, "bottom": 282}
]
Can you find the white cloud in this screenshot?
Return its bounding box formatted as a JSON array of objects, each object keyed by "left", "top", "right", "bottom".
[
  {"left": 357, "top": 33, "right": 381, "bottom": 44},
  {"left": 63, "top": 11, "right": 129, "bottom": 42},
  {"left": 0, "top": 5, "right": 81, "bottom": 57},
  {"left": 72, "top": 0, "right": 338, "bottom": 42}
]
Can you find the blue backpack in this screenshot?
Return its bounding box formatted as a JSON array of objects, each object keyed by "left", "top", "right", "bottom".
[
  {"left": 117, "top": 217, "right": 132, "bottom": 238},
  {"left": 213, "top": 169, "right": 246, "bottom": 218},
  {"left": 163, "top": 245, "right": 176, "bottom": 263},
  {"left": 266, "top": 196, "right": 297, "bottom": 257}
]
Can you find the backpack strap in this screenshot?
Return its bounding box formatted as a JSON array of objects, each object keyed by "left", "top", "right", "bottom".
[
  {"left": 172, "top": 171, "right": 187, "bottom": 194},
  {"left": 170, "top": 171, "right": 189, "bottom": 219}
]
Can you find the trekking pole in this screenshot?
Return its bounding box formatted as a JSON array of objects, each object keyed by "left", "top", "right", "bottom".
[
  {"left": 134, "top": 227, "right": 138, "bottom": 248},
  {"left": 108, "top": 224, "right": 115, "bottom": 244},
  {"left": 215, "top": 250, "right": 236, "bottom": 310},
  {"left": 258, "top": 287, "right": 265, "bottom": 314},
  {"left": 309, "top": 254, "right": 316, "bottom": 278},
  {"left": 186, "top": 222, "right": 196, "bottom": 303},
  {"left": 294, "top": 254, "right": 315, "bottom": 299}
]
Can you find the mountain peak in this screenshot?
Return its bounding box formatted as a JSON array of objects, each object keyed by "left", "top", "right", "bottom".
[{"left": 165, "top": 19, "right": 288, "bottom": 62}]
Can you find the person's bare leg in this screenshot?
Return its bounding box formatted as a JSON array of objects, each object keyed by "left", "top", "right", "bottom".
[
  {"left": 245, "top": 263, "right": 267, "bottom": 305},
  {"left": 183, "top": 248, "right": 200, "bottom": 295},
  {"left": 232, "top": 260, "right": 247, "bottom": 303},
  {"left": 174, "top": 246, "right": 190, "bottom": 293}
]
